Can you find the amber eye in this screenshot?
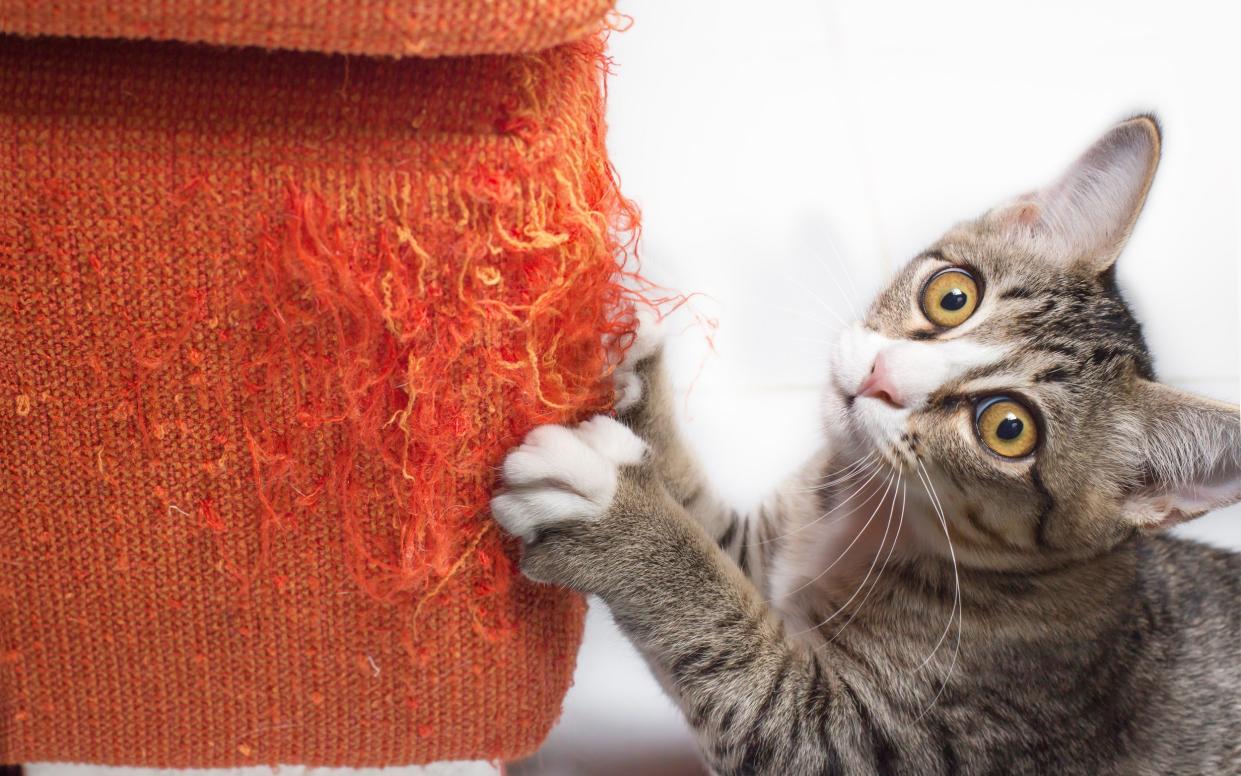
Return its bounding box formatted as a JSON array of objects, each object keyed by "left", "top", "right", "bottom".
[
  {"left": 920, "top": 268, "right": 980, "bottom": 328},
  {"left": 974, "top": 396, "right": 1038, "bottom": 459}
]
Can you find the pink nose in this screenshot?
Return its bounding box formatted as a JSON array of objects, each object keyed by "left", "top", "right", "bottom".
[{"left": 856, "top": 351, "right": 904, "bottom": 408}]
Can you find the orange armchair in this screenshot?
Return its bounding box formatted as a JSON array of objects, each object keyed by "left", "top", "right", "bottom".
[{"left": 0, "top": 0, "right": 632, "bottom": 766}]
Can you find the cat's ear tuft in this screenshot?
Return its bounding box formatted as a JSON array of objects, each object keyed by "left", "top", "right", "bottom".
[
  {"left": 991, "top": 115, "right": 1161, "bottom": 273},
  {"left": 1122, "top": 380, "right": 1241, "bottom": 532}
]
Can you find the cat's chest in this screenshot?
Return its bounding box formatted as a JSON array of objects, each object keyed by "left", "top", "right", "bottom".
[{"left": 766, "top": 501, "right": 908, "bottom": 632}]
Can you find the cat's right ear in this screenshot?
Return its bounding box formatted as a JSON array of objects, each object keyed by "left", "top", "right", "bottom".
[
  {"left": 1121, "top": 380, "right": 1241, "bottom": 532},
  {"left": 989, "top": 115, "right": 1161, "bottom": 275}
]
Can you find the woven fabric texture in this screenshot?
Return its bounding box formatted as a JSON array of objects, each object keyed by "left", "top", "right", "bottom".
[
  {"left": 0, "top": 31, "right": 635, "bottom": 766},
  {"left": 0, "top": 0, "right": 616, "bottom": 57}
]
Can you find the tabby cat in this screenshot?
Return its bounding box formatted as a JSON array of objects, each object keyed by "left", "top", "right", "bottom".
[{"left": 491, "top": 115, "right": 1241, "bottom": 775}]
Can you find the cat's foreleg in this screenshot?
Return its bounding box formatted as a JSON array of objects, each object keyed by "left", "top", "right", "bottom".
[
  {"left": 491, "top": 415, "right": 885, "bottom": 776},
  {"left": 614, "top": 317, "right": 809, "bottom": 589}
]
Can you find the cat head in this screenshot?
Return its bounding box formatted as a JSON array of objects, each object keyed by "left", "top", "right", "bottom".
[{"left": 827, "top": 116, "right": 1241, "bottom": 568}]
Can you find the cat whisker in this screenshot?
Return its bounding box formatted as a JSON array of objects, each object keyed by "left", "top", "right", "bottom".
[
  {"left": 831, "top": 240, "right": 868, "bottom": 323},
  {"left": 806, "top": 452, "right": 878, "bottom": 488},
  {"left": 820, "top": 401, "right": 853, "bottom": 426},
  {"left": 826, "top": 473, "right": 907, "bottom": 645},
  {"left": 912, "top": 457, "right": 963, "bottom": 723},
  {"left": 760, "top": 457, "right": 888, "bottom": 543},
  {"left": 782, "top": 465, "right": 898, "bottom": 617},
  {"left": 754, "top": 298, "right": 848, "bottom": 332},
  {"left": 807, "top": 242, "right": 862, "bottom": 322},
  {"left": 815, "top": 469, "right": 906, "bottom": 643},
  {"left": 874, "top": 445, "right": 906, "bottom": 473},
  {"left": 789, "top": 262, "right": 857, "bottom": 329},
  {"left": 789, "top": 459, "right": 878, "bottom": 495},
  {"left": 804, "top": 288, "right": 852, "bottom": 328},
  {"left": 790, "top": 457, "right": 875, "bottom": 497},
  {"left": 909, "top": 460, "right": 957, "bottom": 670}
]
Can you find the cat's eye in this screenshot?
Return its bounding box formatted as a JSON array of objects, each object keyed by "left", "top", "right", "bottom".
[
  {"left": 974, "top": 396, "right": 1038, "bottom": 459},
  {"left": 920, "top": 268, "right": 980, "bottom": 328}
]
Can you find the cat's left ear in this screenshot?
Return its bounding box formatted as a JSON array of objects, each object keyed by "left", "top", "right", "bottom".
[
  {"left": 1123, "top": 380, "right": 1241, "bottom": 532},
  {"left": 991, "top": 115, "right": 1161, "bottom": 274}
]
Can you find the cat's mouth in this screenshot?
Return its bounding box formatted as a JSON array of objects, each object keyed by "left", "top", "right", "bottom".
[{"left": 847, "top": 390, "right": 910, "bottom": 463}]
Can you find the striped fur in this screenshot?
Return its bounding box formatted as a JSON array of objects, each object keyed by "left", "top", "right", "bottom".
[{"left": 492, "top": 116, "right": 1241, "bottom": 774}]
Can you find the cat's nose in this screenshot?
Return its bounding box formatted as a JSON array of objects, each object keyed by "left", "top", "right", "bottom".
[{"left": 857, "top": 351, "right": 905, "bottom": 408}]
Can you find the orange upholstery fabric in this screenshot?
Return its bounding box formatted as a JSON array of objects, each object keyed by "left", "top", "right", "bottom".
[
  {"left": 0, "top": 23, "right": 633, "bottom": 766},
  {"left": 0, "top": 0, "right": 616, "bottom": 57}
]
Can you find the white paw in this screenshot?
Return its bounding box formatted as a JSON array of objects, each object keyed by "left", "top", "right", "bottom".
[
  {"left": 491, "top": 415, "right": 647, "bottom": 542},
  {"left": 608, "top": 303, "right": 665, "bottom": 413}
]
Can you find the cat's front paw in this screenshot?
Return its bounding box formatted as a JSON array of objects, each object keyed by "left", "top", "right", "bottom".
[
  {"left": 609, "top": 303, "right": 665, "bottom": 414},
  {"left": 491, "top": 415, "right": 647, "bottom": 543}
]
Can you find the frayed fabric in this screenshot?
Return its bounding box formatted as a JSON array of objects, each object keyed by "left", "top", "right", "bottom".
[{"left": 0, "top": 30, "right": 636, "bottom": 767}]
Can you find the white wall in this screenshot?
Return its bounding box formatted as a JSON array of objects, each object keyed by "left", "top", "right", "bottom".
[{"left": 520, "top": 1, "right": 1241, "bottom": 772}]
